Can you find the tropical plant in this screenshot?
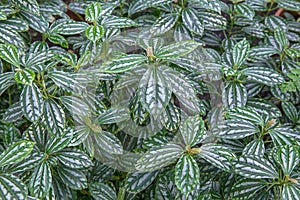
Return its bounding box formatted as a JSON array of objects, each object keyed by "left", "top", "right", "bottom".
[{"left": 0, "top": 0, "right": 300, "bottom": 199}]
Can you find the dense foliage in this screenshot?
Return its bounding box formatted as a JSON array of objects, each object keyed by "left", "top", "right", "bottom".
[{"left": 0, "top": 0, "right": 300, "bottom": 199}]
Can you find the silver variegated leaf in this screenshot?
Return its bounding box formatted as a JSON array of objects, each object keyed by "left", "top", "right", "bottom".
[
  {"left": 242, "top": 139, "right": 265, "bottom": 156},
  {"left": 175, "top": 154, "right": 200, "bottom": 195},
  {"left": 50, "top": 19, "right": 88, "bottom": 35},
  {"left": 232, "top": 178, "right": 267, "bottom": 199},
  {"left": 282, "top": 101, "right": 298, "bottom": 123},
  {"left": 222, "top": 82, "right": 247, "bottom": 108},
  {"left": 129, "top": 0, "right": 172, "bottom": 14},
  {"left": 29, "top": 161, "right": 52, "bottom": 198},
  {"left": 242, "top": 66, "right": 285, "bottom": 86},
  {"left": 102, "top": 15, "right": 137, "bottom": 28},
  {"left": 227, "top": 106, "right": 263, "bottom": 125},
  {"left": 125, "top": 171, "right": 159, "bottom": 193},
  {"left": 277, "top": 0, "right": 300, "bottom": 12},
  {"left": 282, "top": 184, "right": 300, "bottom": 200},
  {"left": 14, "top": 68, "right": 35, "bottom": 85},
  {"left": 219, "top": 119, "right": 258, "bottom": 139},
  {"left": 0, "top": 43, "right": 20, "bottom": 67},
  {"left": 232, "top": 38, "right": 250, "bottom": 67},
  {"left": 97, "top": 107, "right": 129, "bottom": 124},
  {"left": 60, "top": 96, "right": 90, "bottom": 117},
  {"left": 150, "top": 13, "right": 178, "bottom": 36},
  {"left": 89, "top": 182, "right": 117, "bottom": 200},
  {"left": 101, "top": 54, "right": 146, "bottom": 73},
  {"left": 234, "top": 155, "right": 279, "bottom": 179},
  {"left": 85, "top": 2, "right": 102, "bottom": 22},
  {"left": 20, "top": 83, "right": 44, "bottom": 122},
  {"left": 139, "top": 67, "right": 172, "bottom": 117},
  {"left": 0, "top": 140, "right": 34, "bottom": 168},
  {"left": 2, "top": 101, "right": 23, "bottom": 122},
  {"left": 56, "top": 148, "right": 92, "bottom": 169},
  {"left": 235, "top": 3, "right": 255, "bottom": 19},
  {"left": 199, "top": 144, "right": 235, "bottom": 171},
  {"left": 43, "top": 99, "right": 65, "bottom": 135},
  {"left": 56, "top": 167, "right": 87, "bottom": 190},
  {"left": 0, "top": 174, "right": 28, "bottom": 200},
  {"left": 45, "top": 133, "right": 72, "bottom": 154},
  {"left": 156, "top": 40, "right": 201, "bottom": 59},
  {"left": 136, "top": 143, "right": 183, "bottom": 172},
  {"left": 85, "top": 25, "right": 104, "bottom": 42},
  {"left": 93, "top": 131, "right": 123, "bottom": 155},
  {"left": 11, "top": 0, "right": 40, "bottom": 15},
  {"left": 182, "top": 8, "right": 204, "bottom": 35},
  {"left": 180, "top": 116, "right": 206, "bottom": 146},
  {"left": 276, "top": 145, "right": 300, "bottom": 176}
]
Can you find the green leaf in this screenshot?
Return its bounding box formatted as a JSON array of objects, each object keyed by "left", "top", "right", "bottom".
[
  {"left": 139, "top": 67, "right": 172, "bottom": 117},
  {"left": 18, "top": 11, "right": 48, "bottom": 33},
  {"left": 242, "top": 66, "right": 285, "bottom": 86},
  {"left": 277, "top": 0, "right": 300, "bottom": 12},
  {"left": 232, "top": 38, "right": 250, "bottom": 67},
  {"left": 97, "top": 107, "right": 129, "bottom": 124},
  {"left": 101, "top": 54, "right": 147, "bottom": 73},
  {"left": 89, "top": 182, "right": 117, "bottom": 200},
  {"left": 0, "top": 174, "right": 28, "bottom": 200},
  {"left": 235, "top": 3, "right": 255, "bottom": 19},
  {"left": 129, "top": 0, "right": 172, "bottom": 14},
  {"left": 156, "top": 41, "right": 201, "bottom": 59},
  {"left": 20, "top": 83, "right": 44, "bottom": 122},
  {"left": 24, "top": 50, "right": 55, "bottom": 68},
  {"left": 282, "top": 102, "right": 298, "bottom": 123},
  {"left": 11, "top": 0, "right": 40, "bottom": 15},
  {"left": 93, "top": 131, "right": 123, "bottom": 155},
  {"left": 222, "top": 82, "right": 247, "bottom": 108},
  {"left": 151, "top": 13, "right": 178, "bottom": 36},
  {"left": 85, "top": 25, "right": 105, "bottom": 42},
  {"left": 14, "top": 68, "right": 35, "bottom": 85},
  {"left": 180, "top": 116, "right": 206, "bottom": 146},
  {"left": 0, "top": 26, "right": 26, "bottom": 48},
  {"left": 199, "top": 144, "right": 235, "bottom": 171},
  {"left": 29, "top": 161, "right": 52, "bottom": 198},
  {"left": 175, "top": 154, "right": 200, "bottom": 195},
  {"left": 56, "top": 149, "right": 92, "bottom": 169},
  {"left": 125, "top": 171, "right": 159, "bottom": 193},
  {"left": 219, "top": 119, "right": 258, "bottom": 139},
  {"left": 276, "top": 145, "right": 300, "bottom": 176},
  {"left": 182, "top": 8, "right": 204, "bottom": 35},
  {"left": 56, "top": 167, "right": 87, "bottom": 190},
  {"left": 235, "top": 155, "right": 279, "bottom": 179},
  {"left": 0, "top": 140, "right": 34, "bottom": 168},
  {"left": 282, "top": 184, "right": 300, "bottom": 200},
  {"left": 0, "top": 73, "right": 15, "bottom": 95},
  {"left": 274, "top": 28, "right": 289, "bottom": 49},
  {"left": 0, "top": 43, "right": 20, "bottom": 67},
  {"left": 136, "top": 143, "right": 183, "bottom": 172},
  {"left": 85, "top": 2, "right": 102, "bottom": 22},
  {"left": 269, "top": 129, "right": 296, "bottom": 147}
]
